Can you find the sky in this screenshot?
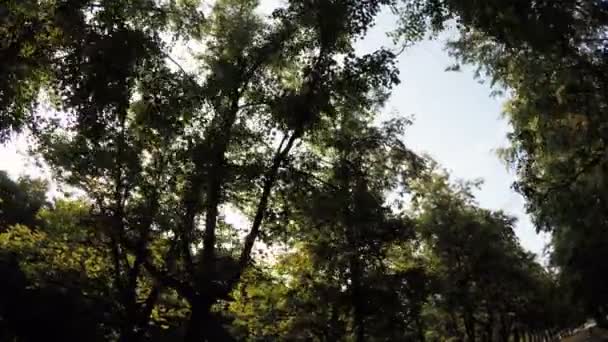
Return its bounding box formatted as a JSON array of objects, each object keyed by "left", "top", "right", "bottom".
[
  {"left": 358, "top": 11, "right": 550, "bottom": 257},
  {"left": 0, "top": 2, "right": 549, "bottom": 258},
  {"left": 391, "top": 41, "right": 551, "bottom": 257}
]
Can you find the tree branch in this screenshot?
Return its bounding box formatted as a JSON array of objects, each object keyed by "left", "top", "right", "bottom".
[{"left": 237, "top": 131, "right": 300, "bottom": 273}]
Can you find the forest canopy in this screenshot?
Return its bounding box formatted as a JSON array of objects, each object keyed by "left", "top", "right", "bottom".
[{"left": 1, "top": 0, "right": 606, "bottom": 341}]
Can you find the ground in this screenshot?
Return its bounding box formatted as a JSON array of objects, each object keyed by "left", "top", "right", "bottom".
[{"left": 562, "top": 327, "right": 608, "bottom": 341}]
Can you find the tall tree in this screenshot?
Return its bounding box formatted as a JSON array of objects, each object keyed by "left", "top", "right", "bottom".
[
  {"left": 23, "top": 0, "right": 400, "bottom": 340},
  {"left": 4, "top": 1, "right": 596, "bottom": 340},
  {"left": 281, "top": 115, "right": 426, "bottom": 341}
]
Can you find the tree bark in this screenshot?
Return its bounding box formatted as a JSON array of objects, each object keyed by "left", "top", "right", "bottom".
[
  {"left": 350, "top": 256, "right": 365, "bottom": 342},
  {"left": 184, "top": 297, "right": 209, "bottom": 342}
]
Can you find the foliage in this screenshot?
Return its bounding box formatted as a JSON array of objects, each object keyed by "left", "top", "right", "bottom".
[
  {"left": 0, "top": 0, "right": 600, "bottom": 340},
  {"left": 5, "top": 0, "right": 405, "bottom": 340},
  {"left": 0, "top": 0, "right": 206, "bottom": 141},
  {"left": 228, "top": 113, "right": 429, "bottom": 341},
  {"left": 410, "top": 167, "right": 581, "bottom": 341},
  {"left": 0, "top": 170, "right": 48, "bottom": 229}
]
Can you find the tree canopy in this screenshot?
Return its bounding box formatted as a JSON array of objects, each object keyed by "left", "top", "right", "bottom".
[{"left": 1, "top": 0, "right": 605, "bottom": 341}]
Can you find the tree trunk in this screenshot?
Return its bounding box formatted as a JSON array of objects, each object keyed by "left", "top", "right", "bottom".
[
  {"left": 464, "top": 312, "right": 476, "bottom": 342},
  {"left": 325, "top": 303, "right": 342, "bottom": 341},
  {"left": 350, "top": 254, "right": 365, "bottom": 342},
  {"left": 118, "top": 285, "right": 145, "bottom": 342},
  {"left": 119, "top": 328, "right": 146, "bottom": 342},
  {"left": 448, "top": 312, "right": 461, "bottom": 339},
  {"left": 484, "top": 310, "right": 493, "bottom": 342},
  {"left": 340, "top": 160, "right": 365, "bottom": 342},
  {"left": 118, "top": 314, "right": 139, "bottom": 342},
  {"left": 184, "top": 298, "right": 207, "bottom": 342},
  {"left": 416, "top": 316, "right": 426, "bottom": 342},
  {"left": 498, "top": 314, "right": 511, "bottom": 342},
  {"left": 184, "top": 296, "right": 236, "bottom": 342},
  {"left": 512, "top": 326, "right": 520, "bottom": 342}
]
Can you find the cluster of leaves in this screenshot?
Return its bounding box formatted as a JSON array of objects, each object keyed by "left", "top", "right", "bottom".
[
  {"left": 0, "top": 0, "right": 204, "bottom": 141},
  {"left": 227, "top": 114, "right": 430, "bottom": 341}
]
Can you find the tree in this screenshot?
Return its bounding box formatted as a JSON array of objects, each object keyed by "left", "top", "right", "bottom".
[
  {"left": 0, "top": 211, "right": 112, "bottom": 341},
  {"left": 0, "top": 173, "right": 114, "bottom": 340},
  {"left": 0, "top": 174, "right": 196, "bottom": 340},
  {"left": 393, "top": 0, "right": 608, "bottom": 325},
  {"left": 228, "top": 113, "right": 430, "bottom": 341},
  {"left": 285, "top": 116, "right": 427, "bottom": 340},
  {"left": 3, "top": 1, "right": 595, "bottom": 340},
  {"left": 410, "top": 166, "right": 576, "bottom": 341},
  {"left": 290, "top": 116, "right": 428, "bottom": 341},
  {"left": 550, "top": 220, "right": 608, "bottom": 327},
  {"left": 19, "top": 0, "right": 401, "bottom": 340}
]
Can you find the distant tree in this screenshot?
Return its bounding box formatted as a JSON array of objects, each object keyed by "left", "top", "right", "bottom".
[{"left": 411, "top": 167, "right": 578, "bottom": 341}]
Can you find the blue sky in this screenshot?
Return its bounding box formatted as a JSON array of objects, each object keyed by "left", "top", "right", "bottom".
[
  {"left": 359, "top": 11, "right": 550, "bottom": 257},
  {"left": 0, "top": 2, "right": 549, "bottom": 257},
  {"left": 392, "top": 42, "right": 549, "bottom": 256}
]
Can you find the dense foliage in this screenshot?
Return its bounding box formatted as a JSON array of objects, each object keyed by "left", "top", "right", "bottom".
[{"left": 1, "top": 0, "right": 604, "bottom": 341}]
